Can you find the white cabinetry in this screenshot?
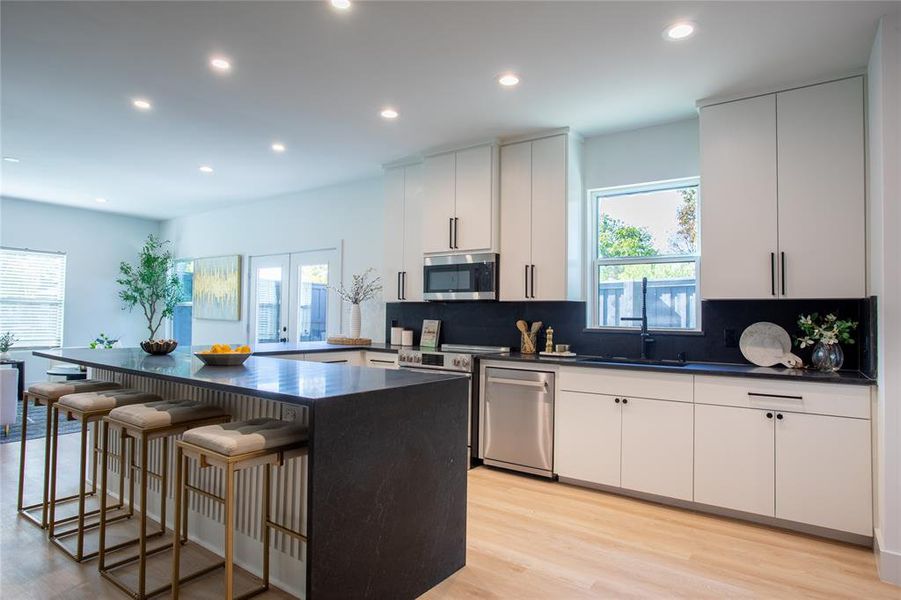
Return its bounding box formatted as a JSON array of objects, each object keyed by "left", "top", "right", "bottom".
[
  {"left": 422, "top": 144, "right": 498, "bottom": 254},
  {"left": 555, "top": 368, "right": 693, "bottom": 500},
  {"left": 693, "top": 376, "right": 872, "bottom": 536},
  {"left": 499, "top": 133, "right": 581, "bottom": 301},
  {"left": 363, "top": 352, "right": 399, "bottom": 369},
  {"left": 297, "top": 351, "right": 364, "bottom": 366},
  {"left": 383, "top": 163, "right": 423, "bottom": 301},
  {"left": 699, "top": 76, "right": 865, "bottom": 299}
]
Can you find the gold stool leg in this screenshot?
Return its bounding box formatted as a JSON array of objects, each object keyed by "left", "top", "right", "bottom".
[
  {"left": 47, "top": 405, "right": 60, "bottom": 537},
  {"left": 41, "top": 399, "right": 54, "bottom": 528},
  {"left": 138, "top": 433, "right": 149, "bottom": 599},
  {"left": 91, "top": 420, "right": 99, "bottom": 495},
  {"left": 171, "top": 445, "right": 184, "bottom": 600},
  {"left": 98, "top": 420, "right": 110, "bottom": 571},
  {"left": 74, "top": 414, "right": 90, "bottom": 560},
  {"left": 16, "top": 394, "right": 29, "bottom": 513},
  {"left": 263, "top": 463, "right": 271, "bottom": 590},
  {"left": 160, "top": 436, "right": 169, "bottom": 534},
  {"left": 224, "top": 463, "right": 235, "bottom": 600}
]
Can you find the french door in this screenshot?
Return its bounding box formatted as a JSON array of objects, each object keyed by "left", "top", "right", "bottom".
[{"left": 248, "top": 249, "right": 341, "bottom": 344}]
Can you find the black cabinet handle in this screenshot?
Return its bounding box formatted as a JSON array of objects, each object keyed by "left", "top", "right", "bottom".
[
  {"left": 614, "top": 397, "right": 620, "bottom": 403},
  {"left": 781, "top": 252, "right": 786, "bottom": 296},
  {"left": 454, "top": 217, "right": 459, "bottom": 248},
  {"left": 524, "top": 265, "right": 529, "bottom": 298},
  {"left": 621, "top": 398, "right": 628, "bottom": 405},
  {"left": 776, "top": 413, "right": 784, "bottom": 420},
  {"left": 401, "top": 271, "right": 406, "bottom": 300},
  {"left": 748, "top": 392, "right": 803, "bottom": 401},
  {"left": 530, "top": 264, "right": 536, "bottom": 298},
  {"left": 397, "top": 272, "right": 401, "bottom": 300},
  {"left": 448, "top": 218, "right": 454, "bottom": 249},
  {"left": 770, "top": 253, "right": 776, "bottom": 296},
  {"left": 766, "top": 412, "right": 773, "bottom": 419}
]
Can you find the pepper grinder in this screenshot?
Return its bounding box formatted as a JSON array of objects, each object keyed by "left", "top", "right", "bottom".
[{"left": 545, "top": 326, "right": 554, "bottom": 354}]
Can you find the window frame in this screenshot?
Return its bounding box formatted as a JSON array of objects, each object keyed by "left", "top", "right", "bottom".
[
  {"left": 586, "top": 177, "right": 702, "bottom": 333},
  {"left": 169, "top": 257, "right": 194, "bottom": 344},
  {"left": 0, "top": 246, "right": 68, "bottom": 349}
]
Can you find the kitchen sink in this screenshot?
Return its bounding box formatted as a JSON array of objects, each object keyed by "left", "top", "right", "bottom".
[{"left": 575, "top": 356, "right": 688, "bottom": 367}]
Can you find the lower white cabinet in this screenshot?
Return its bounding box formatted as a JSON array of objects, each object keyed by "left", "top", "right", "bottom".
[
  {"left": 554, "top": 391, "right": 693, "bottom": 500},
  {"left": 694, "top": 402, "right": 872, "bottom": 535},
  {"left": 775, "top": 411, "right": 872, "bottom": 535},
  {"left": 555, "top": 391, "right": 621, "bottom": 487},
  {"left": 364, "top": 352, "right": 399, "bottom": 369},
  {"left": 694, "top": 404, "right": 776, "bottom": 516},
  {"left": 299, "top": 351, "right": 364, "bottom": 366},
  {"left": 620, "top": 397, "right": 693, "bottom": 501}
]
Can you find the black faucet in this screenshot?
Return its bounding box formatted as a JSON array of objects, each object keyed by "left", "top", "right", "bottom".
[{"left": 620, "top": 277, "right": 655, "bottom": 359}]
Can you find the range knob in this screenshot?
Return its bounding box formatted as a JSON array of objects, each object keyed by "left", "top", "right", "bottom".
[{"left": 414, "top": 355, "right": 422, "bottom": 364}]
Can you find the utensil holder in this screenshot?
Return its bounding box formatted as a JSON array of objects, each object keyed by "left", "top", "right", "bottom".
[{"left": 520, "top": 331, "right": 538, "bottom": 354}]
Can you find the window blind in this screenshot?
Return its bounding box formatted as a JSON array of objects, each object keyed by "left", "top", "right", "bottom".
[{"left": 0, "top": 248, "right": 67, "bottom": 348}]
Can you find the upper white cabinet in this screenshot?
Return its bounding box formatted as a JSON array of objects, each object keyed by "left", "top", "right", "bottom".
[
  {"left": 700, "top": 94, "right": 778, "bottom": 299},
  {"left": 499, "top": 132, "right": 582, "bottom": 301},
  {"left": 776, "top": 77, "right": 866, "bottom": 298},
  {"left": 699, "top": 76, "right": 865, "bottom": 299},
  {"left": 383, "top": 163, "right": 423, "bottom": 302},
  {"left": 421, "top": 144, "right": 499, "bottom": 254}
]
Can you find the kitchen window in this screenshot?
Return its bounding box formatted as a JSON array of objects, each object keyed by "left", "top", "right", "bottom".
[
  {"left": 0, "top": 247, "right": 68, "bottom": 348},
  {"left": 588, "top": 178, "right": 700, "bottom": 331},
  {"left": 172, "top": 258, "right": 193, "bottom": 346}
]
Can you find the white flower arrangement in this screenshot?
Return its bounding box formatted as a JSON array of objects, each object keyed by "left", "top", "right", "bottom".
[
  {"left": 330, "top": 268, "right": 382, "bottom": 305},
  {"left": 795, "top": 313, "right": 857, "bottom": 348}
]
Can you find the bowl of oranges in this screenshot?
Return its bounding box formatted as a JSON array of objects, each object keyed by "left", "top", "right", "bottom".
[{"left": 194, "top": 344, "right": 253, "bottom": 366}]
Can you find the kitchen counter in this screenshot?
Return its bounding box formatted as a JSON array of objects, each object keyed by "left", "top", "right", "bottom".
[
  {"left": 34, "top": 346, "right": 468, "bottom": 599},
  {"left": 482, "top": 352, "right": 876, "bottom": 386},
  {"left": 36, "top": 346, "right": 452, "bottom": 406}
]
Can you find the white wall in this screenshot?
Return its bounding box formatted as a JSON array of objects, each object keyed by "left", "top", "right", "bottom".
[
  {"left": 582, "top": 118, "right": 699, "bottom": 190},
  {"left": 161, "top": 176, "right": 386, "bottom": 345},
  {"left": 867, "top": 10, "right": 901, "bottom": 586},
  {"left": 0, "top": 197, "right": 161, "bottom": 384}
]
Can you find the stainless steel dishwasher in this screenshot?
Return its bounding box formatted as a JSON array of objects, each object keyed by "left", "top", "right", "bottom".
[{"left": 482, "top": 367, "right": 554, "bottom": 477}]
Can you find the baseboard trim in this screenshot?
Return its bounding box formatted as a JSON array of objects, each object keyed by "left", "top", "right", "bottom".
[
  {"left": 555, "top": 475, "right": 873, "bottom": 546},
  {"left": 875, "top": 528, "right": 901, "bottom": 586}
]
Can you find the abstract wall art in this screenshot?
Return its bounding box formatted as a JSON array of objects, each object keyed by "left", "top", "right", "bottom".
[{"left": 193, "top": 255, "right": 242, "bottom": 320}]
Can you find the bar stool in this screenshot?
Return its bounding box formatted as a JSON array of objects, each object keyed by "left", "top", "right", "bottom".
[
  {"left": 98, "top": 399, "right": 231, "bottom": 600},
  {"left": 171, "top": 418, "right": 309, "bottom": 600},
  {"left": 17, "top": 379, "right": 122, "bottom": 529},
  {"left": 48, "top": 388, "right": 163, "bottom": 562}
]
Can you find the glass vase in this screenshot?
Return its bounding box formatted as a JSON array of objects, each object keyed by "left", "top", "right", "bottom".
[{"left": 811, "top": 341, "right": 844, "bottom": 372}]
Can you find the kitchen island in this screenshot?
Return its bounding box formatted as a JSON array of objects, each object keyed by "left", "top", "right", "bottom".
[{"left": 35, "top": 347, "right": 470, "bottom": 600}]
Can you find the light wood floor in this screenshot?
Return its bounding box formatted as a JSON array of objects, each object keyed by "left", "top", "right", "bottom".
[{"left": 2, "top": 435, "right": 898, "bottom": 599}]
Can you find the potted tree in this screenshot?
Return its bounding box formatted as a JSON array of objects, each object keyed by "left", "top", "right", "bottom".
[{"left": 117, "top": 235, "right": 182, "bottom": 355}]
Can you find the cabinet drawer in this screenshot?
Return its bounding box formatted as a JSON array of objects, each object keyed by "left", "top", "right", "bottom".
[
  {"left": 559, "top": 367, "right": 692, "bottom": 403},
  {"left": 694, "top": 376, "right": 869, "bottom": 419}
]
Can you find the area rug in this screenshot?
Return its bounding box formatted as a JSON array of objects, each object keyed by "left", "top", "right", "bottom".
[{"left": 0, "top": 401, "right": 82, "bottom": 444}]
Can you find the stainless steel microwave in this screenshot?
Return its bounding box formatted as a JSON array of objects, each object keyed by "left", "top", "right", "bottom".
[{"left": 423, "top": 253, "right": 498, "bottom": 301}]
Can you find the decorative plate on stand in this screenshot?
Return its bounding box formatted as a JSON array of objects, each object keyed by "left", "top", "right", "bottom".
[{"left": 739, "top": 322, "right": 802, "bottom": 367}]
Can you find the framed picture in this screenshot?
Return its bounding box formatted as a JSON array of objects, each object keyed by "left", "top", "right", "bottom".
[
  {"left": 420, "top": 319, "right": 441, "bottom": 348},
  {"left": 193, "top": 255, "right": 242, "bottom": 321}
]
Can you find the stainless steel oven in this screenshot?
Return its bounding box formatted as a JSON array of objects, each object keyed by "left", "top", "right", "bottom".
[{"left": 422, "top": 253, "right": 498, "bottom": 301}]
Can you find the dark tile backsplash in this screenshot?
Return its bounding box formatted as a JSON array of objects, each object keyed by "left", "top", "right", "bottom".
[{"left": 386, "top": 298, "right": 873, "bottom": 373}]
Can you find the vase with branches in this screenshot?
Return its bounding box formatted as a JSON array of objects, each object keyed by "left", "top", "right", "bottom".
[
  {"left": 795, "top": 313, "right": 857, "bottom": 372},
  {"left": 117, "top": 235, "right": 182, "bottom": 353},
  {"left": 0, "top": 332, "right": 18, "bottom": 360},
  {"left": 330, "top": 269, "right": 382, "bottom": 339}
]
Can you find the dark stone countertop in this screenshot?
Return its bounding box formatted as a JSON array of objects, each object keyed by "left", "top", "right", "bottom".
[
  {"left": 34, "top": 347, "right": 464, "bottom": 406},
  {"left": 480, "top": 352, "right": 876, "bottom": 386}
]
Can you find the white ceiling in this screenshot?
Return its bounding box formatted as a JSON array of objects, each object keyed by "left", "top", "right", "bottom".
[{"left": 0, "top": 1, "right": 892, "bottom": 220}]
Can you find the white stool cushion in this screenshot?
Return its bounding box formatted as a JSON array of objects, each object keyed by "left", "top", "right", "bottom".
[
  {"left": 28, "top": 379, "right": 122, "bottom": 400},
  {"left": 182, "top": 418, "right": 309, "bottom": 456},
  {"left": 109, "top": 399, "right": 226, "bottom": 429},
  {"left": 58, "top": 389, "right": 163, "bottom": 412}
]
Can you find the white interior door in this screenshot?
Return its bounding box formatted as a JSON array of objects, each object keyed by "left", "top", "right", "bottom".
[
  {"left": 248, "top": 254, "right": 290, "bottom": 344},
  {"left": 288, "top": 248, "right": 341, "bottom": 342}
]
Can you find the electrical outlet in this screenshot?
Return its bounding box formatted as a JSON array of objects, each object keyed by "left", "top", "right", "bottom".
[
  {"left": 723, "top": 328, "right": 738, "bottom": 348},
  {"left": 283, "top": 406, "right": 297, "bottom": 421}
]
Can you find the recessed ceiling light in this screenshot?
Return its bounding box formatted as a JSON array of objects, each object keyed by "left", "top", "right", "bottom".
[
  {"left": 330, "top": 0, "right": 351, "bottom": 10},
  {"left": 271, "top": 142, "right": 286, "bottom": 153},
  {"left": 199, "top": 165, "right": 214, "bottom": 174},
  {"left": 95, "top": 197, "right": 108, "bottom": 204},
  {"left": 2, "top": 157, "right": 20, "bottom": 163},
  {"left": 664, "top": 21, "right": 696, "bottom": 41},
  {"left": 380, "top": 108, "right": 399, "bottom": 120},
  {"left": 497, "top": 73, "right": 520, "bottom": 87},
  {"left": 209, "top": 56, "right": 232, "bottom": 73},
  {"left": 132, "top": 98, "right": 152, "bottom": 111}
]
